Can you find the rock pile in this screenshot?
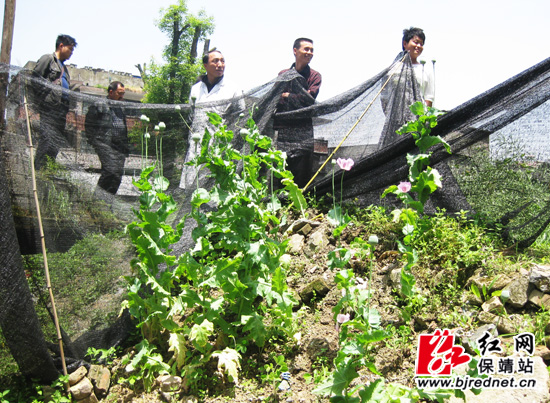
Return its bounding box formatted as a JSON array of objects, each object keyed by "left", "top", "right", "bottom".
[{"left": 67, "top": 365, "right": 111, "bottom": 402}]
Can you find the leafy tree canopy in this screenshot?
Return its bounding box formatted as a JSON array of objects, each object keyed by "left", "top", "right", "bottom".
[{"left": 142, "top": 0, "right": 214, "bottom": 104}]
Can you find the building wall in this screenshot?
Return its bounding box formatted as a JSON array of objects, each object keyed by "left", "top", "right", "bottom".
[{"left": 24, "top": 61, "right": 144, "bottom": 92}]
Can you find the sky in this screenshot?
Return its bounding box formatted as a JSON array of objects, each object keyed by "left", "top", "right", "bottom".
[{"left": 4, "top": 0, "right": 550, "bottom": 110}]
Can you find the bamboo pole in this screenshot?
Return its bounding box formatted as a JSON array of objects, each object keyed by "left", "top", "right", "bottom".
[{"left": 23, "top": 95, "right": 68, "bottom": 381}]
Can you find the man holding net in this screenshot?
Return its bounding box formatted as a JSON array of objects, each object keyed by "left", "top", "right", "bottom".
[{"left": 274, "top": 37, "right": 322, "bottom": 188}]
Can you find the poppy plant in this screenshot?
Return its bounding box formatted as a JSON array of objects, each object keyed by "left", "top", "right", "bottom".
[
  {"left": 397, "top": 181, "right": 412, "bottom": 193},
  {"left": 336, "top": 158, "right": 354, "bottom": 171}
]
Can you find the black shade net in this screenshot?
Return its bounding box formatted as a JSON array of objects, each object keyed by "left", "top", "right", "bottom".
[{"left": 0, "top": 52, "right": 549, "bottom": 380}]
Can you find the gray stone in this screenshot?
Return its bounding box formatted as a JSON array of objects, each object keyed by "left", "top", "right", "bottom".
[
  {"left": 477, "top": 311, "right": 499, "bottom": 326},
  {"left": 389, "top": 267, "right": 403, "bottom": 296},
  {"left": 502, "top": 276, "right": 530, "bottom": 308},
  {"left": 528, "top": 289, "right": 550, "bottom": 309},
  {"left": 68, "top": 365, "right": 87, "bottom": 386},
  {"left": 287, "top": 234, "right": 304, "bottom": 256},
  {"left": 88, "top": 365, "right": 110, "bottom": 397},
  {"left": 77, "top": 392, "right": 99, "bottom": 403},
  {"left": 469, "top": 271, "right": 512, "bottom": 294},
  {"left": 477, "top": 311, "right": 527, "bottom": 335},
  {"left": 482, "top": 296, "right": 505, "bottom": 314},
  {"left": 278, "top": 379, "right": 291, "bottom": 391},
  {"left": 304, "top": 230, "right": 329, "bottom": 258},
  {"left": 298, "top": 223, "right": 313, "bottom": 236},
  {"left": 88, "top": 364, "right": 101, "bottom": 381},
  {"left": 157, "top": 374, "right": 182, "bottom": 393},
  {"left": 69, "top": 377, "right": 94, "bottom": 400},
  {"left": 299, "top": 277, "right": 330, "bottom": 304},
  {"left": 496, "top": 314, "right": 529, "bottom": 335},
  {"left": 529, "top": 264, "right": 550, "bottom": 293},
  {"left": 285, "top": 218, "right": 321, "bottom": 235},
  {"left": 534, "top": 345, "right": 550, "bottom": 361},
  {"left": 463, "top": 291, "right": 483, "bottom": 306}
]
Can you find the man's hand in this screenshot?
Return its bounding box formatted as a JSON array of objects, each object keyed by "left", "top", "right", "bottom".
[{"left": 281, "top": 92, "right": 290, "bottom": 98}]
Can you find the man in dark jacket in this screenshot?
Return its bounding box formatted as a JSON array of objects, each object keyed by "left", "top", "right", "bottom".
[
  {"left": 274, "top": 38, "right": 322, "bottom": 188},
  {"left": 85, "top": 81, "right": 129, "bottom": 195},
  {"left": 32, "top": 34, "right": 77, "bottom": 169}
]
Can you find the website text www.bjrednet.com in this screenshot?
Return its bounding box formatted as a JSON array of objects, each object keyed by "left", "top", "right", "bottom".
[{"left": 415, "top": 375, "right": 537, "bottom": 390}]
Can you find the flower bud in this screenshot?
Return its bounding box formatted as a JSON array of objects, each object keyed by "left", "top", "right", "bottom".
[
  {"left": 144, "top": 132, "right": 150, "bottom": 139},
  {"left": 158, "top": 122, "right": 166, "bottom": 131},
  {"left": 191, "top": 133, "right": 201, "bottom": 143},
  {"left": 279, "top": 254, "right": 292, "bottom": 268},
  {"left": 140, "top": 114, "right": 149, "bottom": 122},
  {"left": 175, "top": 105, "right": 181, "bottom": 111}
]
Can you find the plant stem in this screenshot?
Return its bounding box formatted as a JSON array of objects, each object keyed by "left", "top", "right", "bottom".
[
  {"left": 332, "top": 165, "right": 336, "bottom": 214},
  {"left": 340, "top": 172, "right": 345, "bottom": 224}
]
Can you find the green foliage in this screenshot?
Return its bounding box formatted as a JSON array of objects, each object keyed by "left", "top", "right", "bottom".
[
  {"left": 407, "top": 211, "right": 500, "bottom": 310},
  {"left": 452, "top": 140, "right": 550, "bottom": 245},
  {"left": 143, "top": 0, "right": 214, "bottom": 104},
  {"left": 23, "top": 233, "right": 131, "bottom": 340},
  {"left": 0, "top": 389, "right": 10, "bottom": 403},
  {"left": 123, "top": 111, "right": 306, "bottom": 391},
  {"left": 119, "top": 339, "right": 170, "bottom": 392},
  {"left": 525, "top": 305, "right": 550, "bottom": 346},
  {"left": 86, "top": 346, "right": 118, "bottom": 366},
  {"left": 313, "top": 238, "right": 394, "bottom": 401},
  {"left": 24, "top": 232, "right": 132, "bottom": 339},
  {"left": 3, "top": 375, "right": 73, "bottom": 403},
  {"left": 311, "top": 103, "right": 466, "bottom": 402},
  {"left": 40, "top": 375, "right": 71, "bottom": 403},
  {"left": 381, "top": 102, "right": 450, "bottom": 322},
  {"left": 303, "top": 354, "right": 331, "bottom": 385},
  {"left": 260, "top": 354, "right": 288, "bottom": 389}
]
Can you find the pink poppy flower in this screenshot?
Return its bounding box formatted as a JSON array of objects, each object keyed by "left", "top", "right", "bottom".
[
  {"left": 397, "top": 181, "right": 412, "bottom": 193},
  {"left": 336, "top": 158, "right": 354, "bottom": 171},
  {"left": 337, "top": 313, "right": 350, "bottom": 324}
]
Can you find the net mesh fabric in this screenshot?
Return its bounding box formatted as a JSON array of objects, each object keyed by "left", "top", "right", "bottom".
[{"left": 0, "top": 52, "right": 549, "bottom": 379}]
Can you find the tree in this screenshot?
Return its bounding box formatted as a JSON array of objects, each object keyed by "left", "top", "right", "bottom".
[{"left": 143, "top": 0, "right": 214, "bottom": 104}]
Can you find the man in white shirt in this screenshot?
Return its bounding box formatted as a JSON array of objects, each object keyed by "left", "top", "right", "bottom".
[
  {"left": 189, "top": 50, "right": 239, "bottom": 104},
  {"left": 180, "top": 50, "right": 242, "bottom": 189}
]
